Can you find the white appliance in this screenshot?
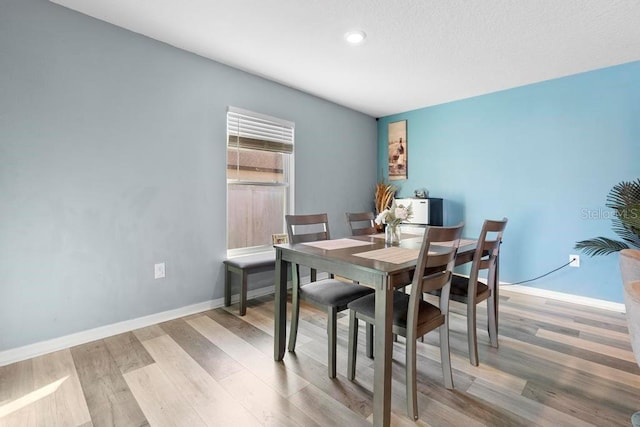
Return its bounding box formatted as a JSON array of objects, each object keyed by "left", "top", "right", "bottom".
[
  {"left": 395, "top": 198, "right": 429, "bottom": 224},
  {"left": 394, "top": 198, "right": 443, "bottom": 235}
]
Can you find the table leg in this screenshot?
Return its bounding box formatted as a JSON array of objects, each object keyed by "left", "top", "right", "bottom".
[
  {"left": 274, "top": 250, "right": 287, "bottom": 361},
  {"left": 373, "top": 279, "right": 393, "bottom": 427}
]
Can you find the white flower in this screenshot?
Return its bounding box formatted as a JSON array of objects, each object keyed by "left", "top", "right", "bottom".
[
  {"left": 375, "top": 209, "right": 389, "bottom": 225},
  {"left": 395, "top": 207, "right": 408, "bottom": 220},
  {"left": 376, "top": 199, "right": 413, "bottom": 228}
]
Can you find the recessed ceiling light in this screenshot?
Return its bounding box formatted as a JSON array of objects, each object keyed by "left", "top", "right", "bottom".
[{"left": 344, "top": 30, "right": 366, "bottom": 45}]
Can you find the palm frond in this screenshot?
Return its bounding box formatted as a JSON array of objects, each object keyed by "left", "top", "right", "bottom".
[
  {"left": 611, "top": 218, "right": 640, "bottom": 247},
  {"left": 606, "top": 179, "right": 640, "bottom": 211},
  {"left": 608, "top": 181, "right": 640, "bottom": 247},
  {"left": 574, "top": 237, "right": 630, "bottom": 256},
  {"left": 577, "top": 178, "right": 640, "bottom": 256},
  {"left": 624, "top": 203, "right": 640, "bottom": 231}
]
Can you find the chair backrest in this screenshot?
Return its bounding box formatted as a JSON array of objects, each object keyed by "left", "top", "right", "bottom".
[
  {"left": 469, "top": 218, "right": 508, "bottom": 284},
  {"left": 346, "top": 212, "right": 377, "bottom": 236},
  {"left": 406, "top": 223, "right": 464, "bottom": 326},
  {"left": 411, "top": 224, "right": 465, "bottom": 294},
  {"left": 285, "top": 213, "right": 330, "bottom": 244}
]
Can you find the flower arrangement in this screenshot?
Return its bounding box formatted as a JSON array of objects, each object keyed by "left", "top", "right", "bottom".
[
  {"left": 375, "top": 199, "right": 413, "bottom": 228},
  {"left": 374, "top": 178, "right": 398, "bottom": 232}
]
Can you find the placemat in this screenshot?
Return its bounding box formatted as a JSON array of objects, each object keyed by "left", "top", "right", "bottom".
[
  {"left": 369, "top": 235, "right": 475, "bottom": 247},
  {"left": 436, "top": 238, "right": 477, "bottom": 247},
  {"left": 353, "top": 247, "right": 420, "bottom": 264},
  {"left": 302, "top": 238, "right": 373, "bottom": 250},
  {"left": 353, "top": 238, "right": 476, "bottom": 264},
  {"left": 370, "top": 232, "right": 422, "bottom": 240}
]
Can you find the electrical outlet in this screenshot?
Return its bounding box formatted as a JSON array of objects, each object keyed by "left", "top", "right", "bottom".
[
  {"left": 569, "top": 255, "right": 580, "bottom": 268},
  {"left": 154, "top": 262, "right": 166, "bottom": 279}
]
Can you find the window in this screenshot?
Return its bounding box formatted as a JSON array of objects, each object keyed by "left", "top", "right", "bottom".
[{"left": 226, "top": 107, "right": 294, "bottom": 256}]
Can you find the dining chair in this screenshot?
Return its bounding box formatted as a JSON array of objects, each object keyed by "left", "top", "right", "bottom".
[
  {"left": 285, "top": 213, "right": 375, "bottom": 378},
  {"left": 447, "top": 217, "right": 507, "bottom": 366},
  {"left": 347, "top": 223, "right": 464, "bottom": 420},
  {"left": 345, "top": 211, "right": 379, "bottom": 356},
  {"left": 346, "top": 211, "right": 378, "bottom": 236}
]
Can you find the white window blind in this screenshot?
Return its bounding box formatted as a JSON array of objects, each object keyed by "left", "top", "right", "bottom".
[
  {"left": 226, "top": 107, "right": 294, "bottom": 254},
  {"left": 227, "top": 107, "right": 294, "bottom": 154}
]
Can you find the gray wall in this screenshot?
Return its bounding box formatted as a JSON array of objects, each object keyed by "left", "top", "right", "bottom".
[{"left": 0, "top": 0, "right": 377, "bottom": 351}]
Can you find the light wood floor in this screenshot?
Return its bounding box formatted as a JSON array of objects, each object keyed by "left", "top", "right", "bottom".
[{"left": 1, "top": 288, "right": 639, "bottom": 426}]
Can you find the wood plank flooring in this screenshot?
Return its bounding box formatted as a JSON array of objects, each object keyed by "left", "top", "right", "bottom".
[{"left": 1, "top": 288, "right": 639, "bottom": 426}]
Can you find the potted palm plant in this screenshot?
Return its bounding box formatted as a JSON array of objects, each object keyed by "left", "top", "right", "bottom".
[
  {"left": 575, "top": 178, "right": 640, "bottom": 255},
  {"left": 576, "top": 179, "right": 640, "bottom": 426}
]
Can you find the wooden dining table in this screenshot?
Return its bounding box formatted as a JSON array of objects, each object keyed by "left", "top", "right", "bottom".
[{"left": 272, "top": 233, "right": 484, "bottom": 427}]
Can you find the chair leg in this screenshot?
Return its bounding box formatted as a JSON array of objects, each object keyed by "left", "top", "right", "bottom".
[
  {"left": 487, "top": 292, "right": 498, "bottom": 348},
  {"left": 440, "top": 322, "right": 454, "bottom": 390},
  {"left": 327, "top": 306, "right": 337, "bottom": 379},
  {"left": 467, "top": 301, "right": 479, "bottom": 366},
  {"left": 288, "top": 266, "right": 300, "bottom": 353},
  {"left": 366, "top": 322, "right": 374, "bottom": 359},
  {"left": 405, "top": 334, "right": 418, "bottom": 420},
  {"left": 348, "top": 310, "right": 358, "bottom": 380}
]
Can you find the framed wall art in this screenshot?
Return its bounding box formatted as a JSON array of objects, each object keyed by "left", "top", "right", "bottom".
[{"left": 388, "top": 120, "right": 407, "bottom": 180}]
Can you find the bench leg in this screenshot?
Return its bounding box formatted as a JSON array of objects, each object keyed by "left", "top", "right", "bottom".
[
  {"left": 240, "top": 270, "right": 248, "bottom": 316},
  {"left": 366, "top": 322, "right": 374, "bottom": 359},
  {"left": 224, "top": 266, "right": 232, "bottom": 307}
]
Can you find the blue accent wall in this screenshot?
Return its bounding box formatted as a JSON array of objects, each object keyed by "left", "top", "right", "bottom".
[{"left": 378, "top": 62, "right": 640, "bottom": 303}]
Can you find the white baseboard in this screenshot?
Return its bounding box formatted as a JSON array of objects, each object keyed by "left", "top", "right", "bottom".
[
  {"left": 0, "top": 285, "right": 278, "bottom": 367},
  {"left": 502, "top": 284, "right": 626, "bottom": 313},
  {"left": 2, "top": 281, "right": 624, "bottom": 367}
]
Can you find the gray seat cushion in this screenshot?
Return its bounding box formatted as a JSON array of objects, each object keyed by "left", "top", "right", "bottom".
[
  {"left": 224, "top": 252, "right": 275, "bottom": 269},
  {"left": 348, "top": 291, "right": 441, "bottom": 329},
  {"left": 300, "top": 279, "right": 373, "bottom": 308}
]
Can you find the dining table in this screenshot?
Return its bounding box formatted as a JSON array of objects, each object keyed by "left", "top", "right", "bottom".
[{"left": 273, "top": 232, "right": 487, "bottom": 427}]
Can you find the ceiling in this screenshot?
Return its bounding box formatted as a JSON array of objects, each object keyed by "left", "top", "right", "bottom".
[{"left": 51, "top": 0, "right": 640, "bottom": 118}]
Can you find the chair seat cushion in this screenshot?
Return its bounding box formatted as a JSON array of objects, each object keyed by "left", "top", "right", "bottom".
[
  {"left": 300, "top": 279, "right": 373, "bottom": 308},
  {"left": 450, "top": 274, "right": 490, "bottom": 300},
  {"left": 224, "top": 252, "right": 275, "bottom": 269},
  {"left": 347, "top": 291, "right": 441, "bottom": 329}
]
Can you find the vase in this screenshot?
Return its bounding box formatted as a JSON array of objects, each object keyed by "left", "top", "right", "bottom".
[{"left": 385, "top": 224, "right": 400, "bottom": 246}]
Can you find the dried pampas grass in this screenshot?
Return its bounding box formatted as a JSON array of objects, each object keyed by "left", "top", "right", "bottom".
[{"left": 375, "top": 179, "right": 397, "bottom": 215}]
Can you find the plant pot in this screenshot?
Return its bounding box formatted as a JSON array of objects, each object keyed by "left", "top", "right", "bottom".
[{"left": 619, "top": 249, "right": 640, "bottom": 426}]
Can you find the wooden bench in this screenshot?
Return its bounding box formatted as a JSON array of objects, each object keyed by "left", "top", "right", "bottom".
[{"left": 224, "top": 251, "right": 276, "bottom": 316}]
